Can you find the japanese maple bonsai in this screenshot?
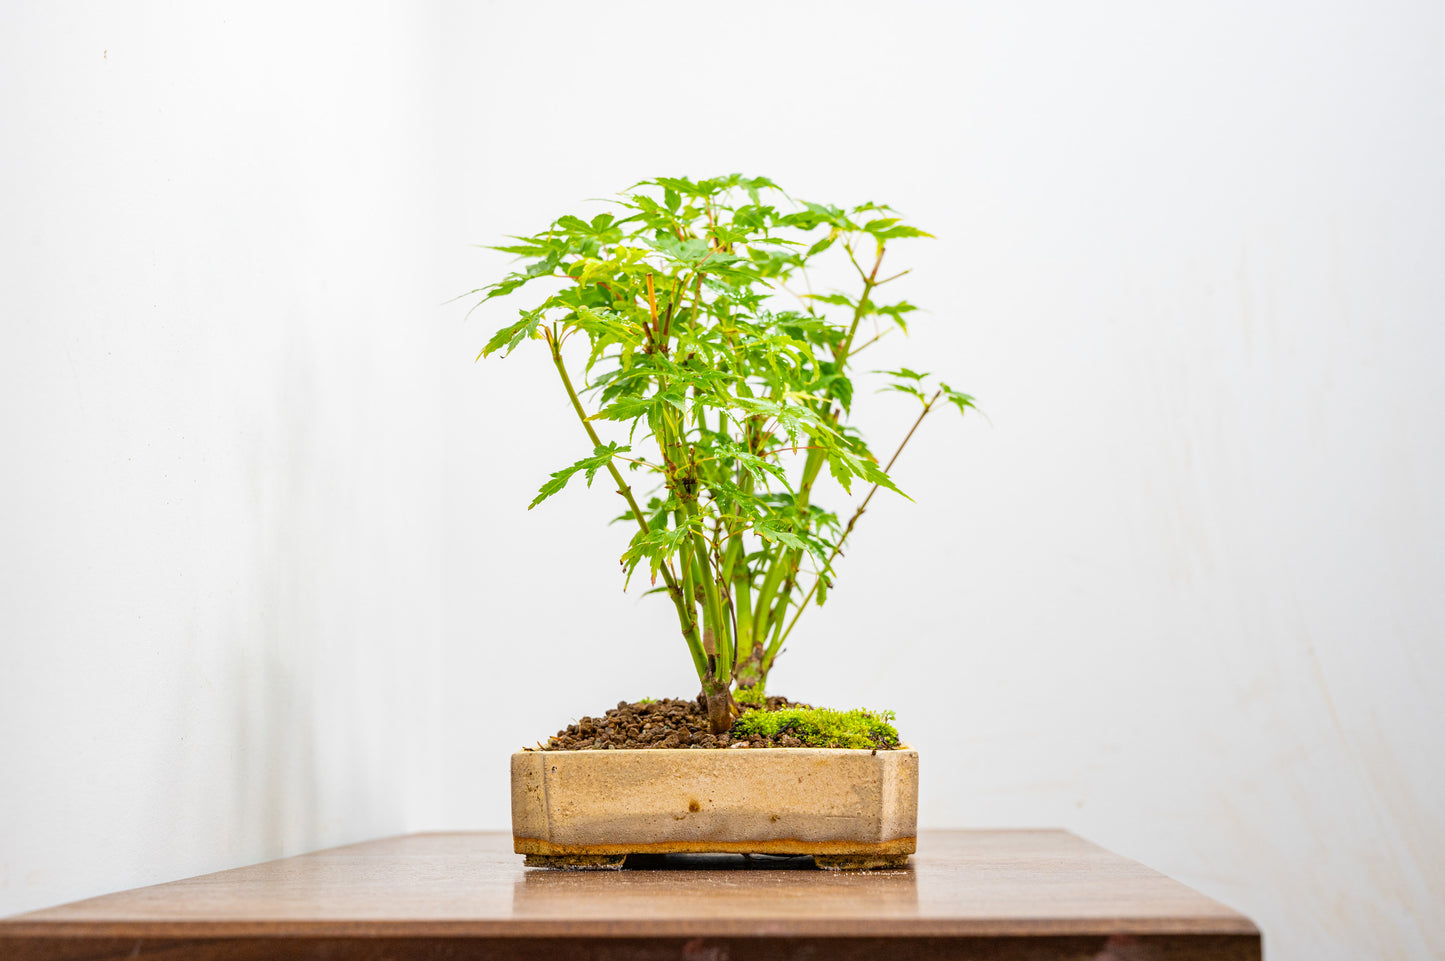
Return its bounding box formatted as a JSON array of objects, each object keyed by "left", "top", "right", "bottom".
[{"left": 473, "top": 174, "right": 971, "bottom": 737}]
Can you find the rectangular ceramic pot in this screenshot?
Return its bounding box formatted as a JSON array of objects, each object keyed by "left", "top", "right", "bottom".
[{"left": 511, "top": 746, "right": 918, "bottom": 869}]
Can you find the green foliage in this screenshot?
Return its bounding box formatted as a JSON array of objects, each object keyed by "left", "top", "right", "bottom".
[
  {"left": 732, "top": 706, "right": 901, "bottom": 750},
  {"left": 473, "top": 174, "right": 971, "bottom": 707}
]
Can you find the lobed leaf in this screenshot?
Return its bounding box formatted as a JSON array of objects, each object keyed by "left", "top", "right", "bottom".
[{"left": 529, "top": 443, "right": 632, "bottom": 510}]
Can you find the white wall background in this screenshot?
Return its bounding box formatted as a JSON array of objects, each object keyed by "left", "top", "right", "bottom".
[
  {"left": 2, "top": 2, "right": 1441, "bottom": 959},
  {"left": 0, "top": 0, "right": 450, "bottom": 911}
]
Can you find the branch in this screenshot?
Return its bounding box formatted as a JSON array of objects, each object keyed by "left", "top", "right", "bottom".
[
  {"left": 544, "top": 329, "right": 706, "bottom": 677},
  {"left": 772, "top": 388, "right": 942, "bottom": 651}
]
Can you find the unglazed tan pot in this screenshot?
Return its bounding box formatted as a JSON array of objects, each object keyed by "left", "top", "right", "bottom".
[{"left": 511, "top": 746, "right": 918, "bottom": 870}]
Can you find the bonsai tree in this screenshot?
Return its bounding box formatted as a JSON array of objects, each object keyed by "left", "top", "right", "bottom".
[{"left": 473, "top": 175, "right": 971, "bottom": 735}]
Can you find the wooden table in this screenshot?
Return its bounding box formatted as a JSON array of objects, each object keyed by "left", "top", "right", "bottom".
[{"left": 0, "top": 830, "right": 1260, "bottom": 959}]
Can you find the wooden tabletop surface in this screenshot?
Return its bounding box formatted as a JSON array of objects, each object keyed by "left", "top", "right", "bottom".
[{"left": 0, "top": 830, "right": 1260, "bottom": 960}]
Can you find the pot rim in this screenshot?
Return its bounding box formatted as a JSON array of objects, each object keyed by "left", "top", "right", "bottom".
[{"left": 512, "top": 743, "right": 917, "bottom": 756}]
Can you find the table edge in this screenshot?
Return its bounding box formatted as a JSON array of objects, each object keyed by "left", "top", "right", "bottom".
[{"left": 0, "top": 917, "right": 1261, "bottom": 939}]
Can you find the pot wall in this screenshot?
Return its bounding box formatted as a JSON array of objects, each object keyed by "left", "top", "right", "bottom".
[{"left": 511, "top": 747, "right": 918, "bottom": 857}]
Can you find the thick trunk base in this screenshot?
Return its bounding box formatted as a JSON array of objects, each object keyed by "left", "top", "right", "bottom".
[{"left": 706, "top": 692, "right": 731, "bottom": 734}]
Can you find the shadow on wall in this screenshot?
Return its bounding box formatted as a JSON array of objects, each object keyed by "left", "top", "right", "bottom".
[
  {"left": 232, "top": 326, "right": 323, "bottom": 859},
  {"left": 233, "top": 639, "right": 320, "bottom": 859}
]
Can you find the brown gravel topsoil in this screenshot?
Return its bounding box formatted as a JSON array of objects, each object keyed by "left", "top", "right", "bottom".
[{"left": 538, "top": 695, "right": 810, "bottom": 751}]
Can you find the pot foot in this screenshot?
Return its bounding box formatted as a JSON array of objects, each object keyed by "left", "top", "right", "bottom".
[
  {"left": 524, "top": 853, "right": 627, "bottom": 870},
  {"left": 813, "top": 854, "right": 910, "bottom": 871}
]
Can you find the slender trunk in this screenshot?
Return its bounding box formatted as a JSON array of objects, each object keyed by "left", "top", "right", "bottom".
[
  {"left": 733, "top": 642, "right": 765, "bottom": 690},
  {"left": 746, "top": 253, "right": 887, "bottom": 671}
]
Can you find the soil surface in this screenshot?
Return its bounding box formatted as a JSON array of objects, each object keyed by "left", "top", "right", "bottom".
[{"left": 538, "top": 695, "right": 812, "bottom": 751}]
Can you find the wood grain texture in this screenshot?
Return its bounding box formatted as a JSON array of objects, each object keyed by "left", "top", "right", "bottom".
[{"left": 0, "top": 830, "right": 1260, "bottom": 960}]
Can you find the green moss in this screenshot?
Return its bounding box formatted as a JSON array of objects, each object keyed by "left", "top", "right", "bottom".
[
  {"left": 732, "top": 706, "right": 900, "bottom": 750},
  {"left": 734, "top": 685, "right": 768, "bottom": 707}
]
